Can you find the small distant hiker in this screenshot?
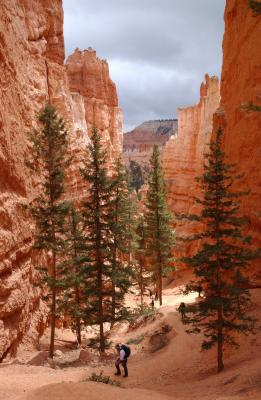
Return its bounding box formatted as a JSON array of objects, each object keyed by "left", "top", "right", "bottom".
[
  {"left": 150, "top": 295, "right": 155, "bottom": 309},
  {"left": 115, "top": 343, "right": 131, "bottom": 377},
  {"left": 178, "top": 302, "right": 186, "bottom": 322},
  {"left": 197, "top": 285, "right": 203, "bottom": 297}
]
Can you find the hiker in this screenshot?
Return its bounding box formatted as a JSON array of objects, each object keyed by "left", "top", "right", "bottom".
[
  {"left": 115, "top": 343, "right": 130, "bottom": 377},
  {"left": 150, "top": 295, "right": 155, "bottom": 309},
  {"left": 178, "top": 302, "right": 186, "bottom": 322},
  {"left": 197, "top": 285, "right": 203, "bottom": 297}
]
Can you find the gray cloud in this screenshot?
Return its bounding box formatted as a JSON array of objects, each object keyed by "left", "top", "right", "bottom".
[{"left": 63, "top": 0, "right": 225, "bottom": 131}]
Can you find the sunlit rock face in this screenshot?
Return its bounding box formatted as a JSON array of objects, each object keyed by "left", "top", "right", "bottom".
[
  {"left": 214, "top": 0, "right": 261, "bottom": 283},
  {"left": 0, "top": 1, "right": 122, "bottom": 359},
  {"left": 66, "top": 48, "right": 123, "bottom": 160},
  {"left": 162, "top": 75, "right": 220, "bottom": 262}
]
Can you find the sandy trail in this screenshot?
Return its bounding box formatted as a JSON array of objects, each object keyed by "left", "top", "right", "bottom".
[{"left": 0, "top": 278, "right": 260, "bottom": 400}]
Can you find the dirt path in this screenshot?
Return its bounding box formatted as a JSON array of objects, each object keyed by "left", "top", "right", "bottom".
[{"left": 0, "top": 282, "right": 260, "bottom": 400}]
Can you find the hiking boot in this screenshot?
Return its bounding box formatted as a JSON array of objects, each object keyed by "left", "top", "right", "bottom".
[
  {"left": 114, "top": 372, "right": 121, "bottom": 376},
  {"left": 123, "top": 375, "right": 128, "bottom": 378}
]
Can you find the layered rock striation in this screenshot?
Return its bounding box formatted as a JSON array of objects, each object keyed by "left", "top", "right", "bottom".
[
  {"left": 215, "top": 0, "right": 261, "bottom": 282},
  {"left": 162, "top": 75, "right": 220, "bottom": 259},
  {"left": 0, "top": 0, "right": 122, "bottom": 359}
]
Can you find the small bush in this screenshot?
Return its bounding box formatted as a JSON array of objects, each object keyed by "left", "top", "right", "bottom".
[
  {"left": 129, "top": 305, "right": 158, "bottom": 322},
  {"left": 127, "top": 334, "right": 145, "bottom": 345},
  {"left": 249, "top": 0, "right": 261, "bottom": 15},
  {"left": 88, "top": 337, "right": 112, "bottom": 350},
  {"left": 87, "top": 371, "right": 121, "bottom": 387},
  {"left": 242, "top": 102, "right": 261, "bottom": 112}
]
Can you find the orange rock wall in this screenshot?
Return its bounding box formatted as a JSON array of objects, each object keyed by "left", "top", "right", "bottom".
[
  {"left": 0, "top": 0, "right": 122, "bottom": 358},
  {"left": 66, "top": 48, "right": 123, "bottom": 159},
  {"left": 216, "top": 0, "right": 261, "bottom": 282},
  {"left": 162, "top": 75, "right": 220, "bottom": 259}
]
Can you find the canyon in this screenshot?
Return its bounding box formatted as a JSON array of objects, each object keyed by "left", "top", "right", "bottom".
[
  {"left": 0, "top": 0, "right": 260, "bottom": 363},
  {"left": 0, "top": 0, "right": 122, "bottom": 359}
]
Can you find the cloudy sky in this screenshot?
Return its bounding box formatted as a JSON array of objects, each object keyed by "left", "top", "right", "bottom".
[{"left": 63, "top": 0, "right": 225, "bottom": 131}]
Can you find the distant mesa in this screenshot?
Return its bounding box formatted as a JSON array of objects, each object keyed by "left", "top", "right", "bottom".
[{"left": 123, "top": 119, "right": 178, "bottom": 155}]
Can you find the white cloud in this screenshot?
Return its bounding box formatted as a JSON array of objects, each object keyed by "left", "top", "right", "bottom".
[{"left": 63, "top": 0, "right": 225, "bottom": 130}]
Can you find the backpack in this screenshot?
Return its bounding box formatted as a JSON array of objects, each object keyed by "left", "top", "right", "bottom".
[{"left": 121, "top": 344, "right": 131, "bottom": 358}]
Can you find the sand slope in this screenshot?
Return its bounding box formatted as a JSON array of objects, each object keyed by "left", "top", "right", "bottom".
[{"left": 1, "top": 279, "right": 260, "bottom": 400}]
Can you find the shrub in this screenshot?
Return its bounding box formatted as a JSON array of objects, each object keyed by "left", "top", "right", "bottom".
[
  {"left": 127, "top": 334, "right": 145, "bottom": 345},
  {"left": 249, "top": 0, "right": 261, "bottom": 15},
  {"left": 87, "top": 371, "right": 121, "bottom": 387}
]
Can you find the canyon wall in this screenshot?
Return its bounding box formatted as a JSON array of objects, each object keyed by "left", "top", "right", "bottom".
[
  {"left": 215, "top": 0, "right": 261, "bottom": 282},
  {"left": 162, "top": 75, "right": 220, "bottom": 260},
  {"left": 66, "top": 48, "right": 123, "bottom": 160},
  {"left": 0, "top": 0, "right": 122, "bottom": 359}
]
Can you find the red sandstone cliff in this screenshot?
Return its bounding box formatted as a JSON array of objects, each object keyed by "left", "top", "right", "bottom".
[
  {"left": 162, "top": 75, "right": 220, "bottom": 259},
  {"left": 66, "top": 48, "right": 123, "bottom": 159},
  {"left": 0, "top": 1, "right": 122, "bottom": 359},
  {"left": 215, "top": 0, "right": 261, "bottom": 282}
]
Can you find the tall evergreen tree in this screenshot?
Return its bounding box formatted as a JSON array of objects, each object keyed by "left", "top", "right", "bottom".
[
  {"left": 145, "top": 145, "right": 175, "bottom": 305},
  {"left": 58, "top": 203, "right": 86, "bottom": 344},
  {"left": 182, "top": 128, "right": 258, "bottom": 372},
  {"left": 128, "top": 159, "right": 144, "bottom": 192},
  {"left": 134, "top": 214, "right": 153, "bottom": 309},
  {"left": 81, "top": 127, "right": 112, "bottom": 353},
  {"left": 30, "top": 104, "right": 69, "bottom": 358},
  {"left": 109, "top": 158, "right": 135, "bottom": 326}
]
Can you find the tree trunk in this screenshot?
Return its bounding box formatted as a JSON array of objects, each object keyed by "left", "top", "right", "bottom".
[
  {"left": 217, "top": 307, "right": 224, "bottom": 372},
  {"left": 98, "top": 248, "right": 105, "bottom": 353},
  {"left": 159, "top": 264, "right": 163, "bottom": 306},
  {"left": 140, "top": 264, "right": 144, "bottom": 310},
  {"left": 49, "top": 251, "right": 56, "bottom": 358},
  {"left": 111, "top": 282, "right": 116, "bottom": 329},
  {"left": 75, "top": 287, "right": 81, "bottom": 344}
]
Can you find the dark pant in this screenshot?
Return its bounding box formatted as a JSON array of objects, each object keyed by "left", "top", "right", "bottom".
[{"left": 115, "top": 358, "right": 128, "bottom": 376}]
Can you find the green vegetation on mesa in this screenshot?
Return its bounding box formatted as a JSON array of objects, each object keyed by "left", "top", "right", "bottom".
[
  {"left": 30, "top": 104, "right": 70, "bottom": 358},
  {"left": 145, "top": 146, "right": 175, "bottom": 305},
  {"left": 181, "top": 128, "right": 258, "bottom": 372}
]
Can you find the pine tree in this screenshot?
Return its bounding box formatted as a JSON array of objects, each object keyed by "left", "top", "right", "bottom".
[
  {"left": 30, "top": 104, "right": 69, "bottom": 358},
  {"left": 109, "top": 158, "right": 135, "bottom": 326},
  {"left": 81, "top": 127, "right": 112, "bottom": 353},
  {"left": 58, "top": 203, "right": 86, "bottom": 344},
  {"left": 134, "top": 214, "right": 153, "bottom": 309},
  {"left": 128, "top": 159, "right": 144, "bottom": 192},
  {"left": 145, "top": 145, "right": 175, "bottom": 305},
  {"left": 182, "top": 128, "right": 258, "bottom": 372}
]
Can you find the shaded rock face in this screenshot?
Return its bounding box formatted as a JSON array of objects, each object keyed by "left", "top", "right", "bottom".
[
  {"left": 66, "top": 48, "right": 123, "bottom": 159},
  {"left": 215, "top": 0, "right": 261, "bottom": 282},
  {"left": 0, "top": 1, "right": 122, "bottom": 359},
  {"left": 162, "top": 75, "right": 220, "bottom": 261},
  {"left": 123, "top": 119, "right": 178, "bottom": 176}
]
